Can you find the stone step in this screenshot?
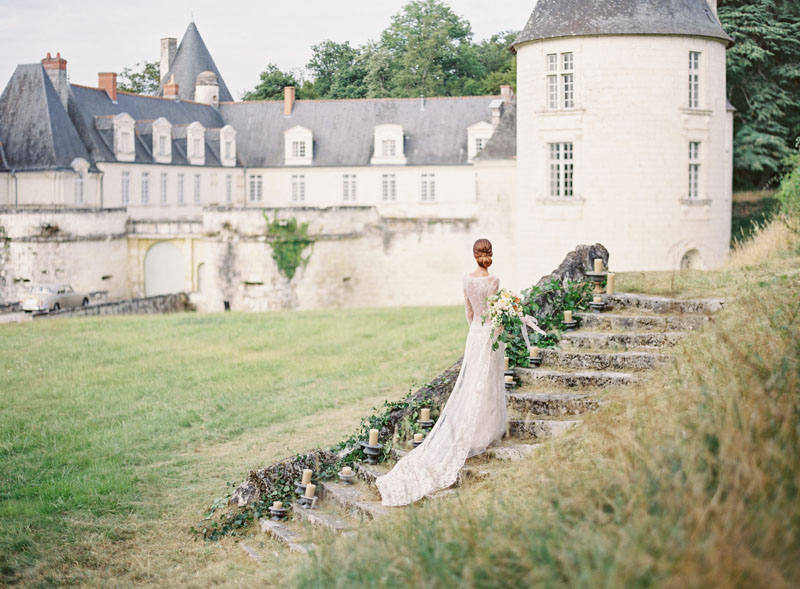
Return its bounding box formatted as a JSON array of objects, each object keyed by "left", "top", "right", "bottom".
[
  {"left": 539, "top": 348, "right": 667, "bottom": 371},
  {"left": 515, "top": 367, "right": 638, "bottom": 388},
  {"left": 508, "top": 418, "right": 581, "bottom": 440},
  {"left": 576, "top": 311, "right": 709, "bottom": 332},
  {"left": 487, "top": 442, "right": 542, "bottom": 461},
  {"left": 507, "top": 391, "right": 599, "bottom": 416},
  {"left": 559, "top": 331, "right": 687, "bottom": 351},
  {"left": 606, "top": 293, "right": 725, "bottom": 315},
  {"left": 356, "top": 460, "right": 487, "bottom": 489},
  {"left": 319, "top": 480, "right": 389, "bottom": 521},
  {"left": 291, "top": 502, "right": 355, "bottom": 536},
  {"left": 259, "top": 517, "right": 313, "bottom": 554}
]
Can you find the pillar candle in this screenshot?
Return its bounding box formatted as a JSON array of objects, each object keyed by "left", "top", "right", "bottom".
[
  {"left": 304, "top": 483, "right": 316, "bottom": 498},
  {"left": 420, "top": 408, "right": 431, "bottom": 422},
  {"left": 504, "top": 356, "right": 509, "bottom": 371},
  {"left": 594, "top": 258, "right": 603, "bottom": 273},
  {"left": 606, "top": 273, "right": 616, "bottom": 295},
  {"left": 414, "top": 433, "right": 424, "bottom": 442},
  {"left": 529, "top": 346, "right": 540, "bottom": 359},
  {"left": 368, "top": 428, "right": 379, "bottom": 446},
  {"left": 301, "top": 468, "right": 312, "bottom": 485},
  {"left": 593, "top": 295, "right": 602, "bottom": 303},
  {"left": 505, "top": 375, "right": 514, "bottom": 383},
  {"left": 272, "top": 501, "right": 283, "bottom": 510},
  {"left": 342, "top": 466, "right": 353, "bottom": 476},
  {"left": 564, "top": 310, "right": 573, "bottom": 323}
]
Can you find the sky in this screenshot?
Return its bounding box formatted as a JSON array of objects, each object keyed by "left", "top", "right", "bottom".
[{"left": 0, "top": 0, "right": 534, "bottom": 100}]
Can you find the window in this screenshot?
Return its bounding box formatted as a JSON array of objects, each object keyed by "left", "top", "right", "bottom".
[
  {"left": 382, "top": 174, "right": 396, "bottom": 201},
  {"left": 548, "top": 143, "right": 574, "bottom": 198},
  {"left": 292, "top": 175, "right": 306, "bottom": 202},
  {"left": 225, "top": 175, "right": 232, "bottom": 203},
  {"left": 343, "top": 174, "right": 357, "bottom": 201},
  {"left": 546, "top": 52, "right": 575, "bottom": 110},
  {"left": 225, "top": 141, "right": 232, "bottom": 160},
  {"left": 160, "top": 172, "right": 168, "bottom": 204},
  {"left": 194, "top": 174, "right": 201, "bottom": 204},
  {"left": 121, "top": 171, "right": 130, "bottom": 204},
  {"left": 689, "top": 51, "right": 700, "bottom": 109},
  {"left": 249, "top": 175, "right": 262, "bottom": 201},
  {"left": 141, "top": 172, "right": 149, "bottom": 204},
  {"left": 159, "top": 135, "right": 168, "bottom": 156},
  {"left": 121, "top": 131, "right": 132, "bottom": 152},
  {"left": 382, "top": 139, "right": 396, "bottom": 157},
  {"left": 177, "top": 173, "right": 184, "bottom": 205},
  {"left": 74, "top": 174, "right": 84, "bottom": 204},
  {"left": 421, "top": 173, "right": 436, "bottom": 201},
  {"left": 475, "top": 138, "right": 486, "bottom": 154},
  {"left": 193, "top": 137, "right": 202, "bottom": 158},
  {"left": 688, "top": 141, "right": 700, "bottom": 199},
  {"left": 292, "top": 141, "right": 306, "bottom": 158}
]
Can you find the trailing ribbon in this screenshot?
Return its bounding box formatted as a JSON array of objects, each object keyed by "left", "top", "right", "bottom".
[{"left": 519, "top": 315, "right": 547, "bottom": 352}]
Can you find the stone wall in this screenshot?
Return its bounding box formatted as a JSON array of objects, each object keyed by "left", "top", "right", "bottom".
[
  {"left": 35, "top": 292, "right": 193, "bottom": 319},
  {"left": 0, "top": 208, "right": 129, "bottom": 304}
]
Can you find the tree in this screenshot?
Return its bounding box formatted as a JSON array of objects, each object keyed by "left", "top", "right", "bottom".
[
  {"left": 371, "top": 0, "right": 485, "bottom": 97},
  {"left": 475, "top": 31, "right": 517, "bottom": 94},
  {"left": 306, "top": 40, "right": 368, "bottom": 99},
  {"left": 719, "top": 0, "right": 800, "bottom": 188},
  {"left": 117, "top": 61, "right": 160, "bottom": 95},
  {"left": 242, "top": 64, "right": 315, "bottom": 101}
]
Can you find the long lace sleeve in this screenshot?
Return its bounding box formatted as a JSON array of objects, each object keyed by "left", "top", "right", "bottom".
[
  {"left": 464, "top": 284, "right": 474, "bottom": 324},
  {"left": 489, "top": 276, "right": 500, "bottom": 296}
]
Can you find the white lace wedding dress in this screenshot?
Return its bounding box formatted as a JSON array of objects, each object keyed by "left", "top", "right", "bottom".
[{"left": 375, "top": 274, "right": 507, "bottom": 506}]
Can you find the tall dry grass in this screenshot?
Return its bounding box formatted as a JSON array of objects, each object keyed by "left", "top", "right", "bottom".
[{"left": 295, "top": 219, "right": 800, "bottom": 588}]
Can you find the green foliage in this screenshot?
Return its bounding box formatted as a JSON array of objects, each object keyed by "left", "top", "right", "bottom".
[
  {"left": 242, "top": 64, "right": 316, "bottom": 101},
  {"left": 731, "top": 194, "right": 781, "bottom": 244},
  {"left": 264, "top": 213, "right": 314, "bottom": 280},
  {"left": 719, "top": 0, "right": 800, "bottom": 188},
  {"left": 246, "top": 1, "right": 517, "bottom": 100},
  {"left": 117, "top": 60, "right": 160, "bottom": 95},
  {"left": 775, "top": 150, "right": 800, "bottom": 217}
]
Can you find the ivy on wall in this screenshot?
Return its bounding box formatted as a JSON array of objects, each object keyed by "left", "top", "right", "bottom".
[{"left": 264, "top": 213, "right": 314, "bottom": 280}]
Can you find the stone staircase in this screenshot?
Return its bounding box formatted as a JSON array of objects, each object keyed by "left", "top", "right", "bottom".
[{"left": 245, "top": 292, "right": 725, "bottom": 557}]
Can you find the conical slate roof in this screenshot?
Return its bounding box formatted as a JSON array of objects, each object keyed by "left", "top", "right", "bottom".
[
  {"left": 512, "top": 0, "right": 732, "bottom": 50},
  {"left": 0, "top": 64, "right": 90, "bottom": 169},
  {"left": 157, "top": 22, "right": 233, "bottom": 103}
]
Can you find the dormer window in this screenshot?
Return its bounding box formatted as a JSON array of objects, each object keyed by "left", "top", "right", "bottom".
[
  {"left": 467, "top": 121, "right": 494, "bottom": 162},
  {"left": 371, "top": 124, "right": 406, "bottom": 165},
  {"left": 151, "top": 117, "right": 172, "bottom": 164},
  {"left": 186, "top": 121, "right": 205, "bottom": 166},
  {"left": 113, "top": 113, "right": 135, "bottom": 162},
  {"left": 220, "top": 125, "right": 237, "bottom": 167},
  {"left": 284, "top": 126, "right": 313, "bottom": 166}
]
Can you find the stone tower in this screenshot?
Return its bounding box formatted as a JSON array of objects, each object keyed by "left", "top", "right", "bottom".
[{"left": 511, "top": 0, "right": 734, "bottom": 280}]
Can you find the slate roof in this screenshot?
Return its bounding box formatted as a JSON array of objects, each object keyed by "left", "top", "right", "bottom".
[
  {"left": 156, "top": 22, "right": 234, "bottom": 103},
  {"left": 0, "top": 64, "right": 91, "bottom": 169},
  {"left": 220, "top": 96, "right": 497, "bottom": 167},
  {"left": 513, "top": 0, "right": 733, "bottom": 50},
  {"left": 67, "top": 84, "right": 225, "bottom": 164},
  {"left": 476, "top": 101, "right": 516, "bottom": 161}
]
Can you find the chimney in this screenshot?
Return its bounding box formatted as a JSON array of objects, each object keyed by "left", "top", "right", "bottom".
[
  {"left": 41, "top": 52, "right": 69, "bottom": 109},
  {"left": 98, "top": 72, "right": 117, "bottom": 102},
  {"left": 284, "top": 86, "right": 296, "bottom": 116},
  {"left": 163, "top": 75, "right": 179, "bottom": 100},
  {"left": 500, "top": 85, "right": 513, "bottom": 106},
  {"left": 160, "top": 37, "right": 177, "bottom": 82}
]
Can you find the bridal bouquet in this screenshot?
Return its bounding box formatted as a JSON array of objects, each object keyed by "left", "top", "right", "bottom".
[
  {"left": 482, "top": 289, "right": 524, "bottom": 350},
  {"left": 482, "top": 288, "right": 546, "bottom": 352}
]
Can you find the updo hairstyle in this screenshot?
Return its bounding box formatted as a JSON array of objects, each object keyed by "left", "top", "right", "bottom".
[{"left": 473, "top": 238, "right": 493, "bottom": 269}]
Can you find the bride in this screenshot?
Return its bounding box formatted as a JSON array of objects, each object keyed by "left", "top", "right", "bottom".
[{"left": 376, "top": 238, "right": 507, "bottom": 506}]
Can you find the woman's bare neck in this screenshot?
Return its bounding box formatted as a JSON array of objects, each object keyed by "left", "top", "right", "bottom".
[{"left": 469, "top": 268, "right": 490, "bottom": 277}]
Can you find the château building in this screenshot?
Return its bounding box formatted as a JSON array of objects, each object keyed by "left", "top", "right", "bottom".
[{"left": 0, "top": 0, "right": 733, "bottom": 312}]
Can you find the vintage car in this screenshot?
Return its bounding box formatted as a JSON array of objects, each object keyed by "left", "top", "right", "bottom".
[{"left": 22, "top": 284, "right": 89, "bottom": 313}]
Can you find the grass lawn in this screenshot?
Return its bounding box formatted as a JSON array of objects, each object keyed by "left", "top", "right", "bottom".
[{"left": 0, "top": 306, "right": 465, "bottom": 586}]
